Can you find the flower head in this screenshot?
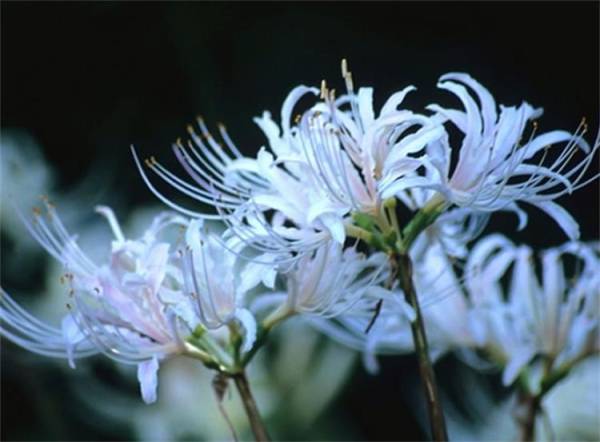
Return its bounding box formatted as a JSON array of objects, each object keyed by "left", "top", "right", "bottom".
[
  {"left": 411, "top": 73, "right": 599, "bottom": 239},
  {"left": 1, "top": 201, "right": 199, "bottom": 403},
  {"left": 466, "top": 234, "right": 599, "bottom": 386},
  {"left": 180, "top": 219, "right": 278, "bottom": 352},
  {"left": 253, "top": 241, "right": 390, "bottom": 329},
  {"left": 310, "top": 239, "right": 474, "bottom": 372}
]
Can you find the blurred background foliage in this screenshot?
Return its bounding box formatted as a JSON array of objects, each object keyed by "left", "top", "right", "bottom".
[{"left": 1, "top": 2, "right": 598, "bottom": 440}]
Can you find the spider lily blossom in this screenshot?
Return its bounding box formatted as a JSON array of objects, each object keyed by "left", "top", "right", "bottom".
[
  {"left": 180, "top": 219, "right": 278, "bottom": 353},
  {"left": 0, "top": 202, "right": 210, "bottom": 403},
  {"left": 465, "top": 234, "right": 599, "bottom": 387},
  {"left": 132, "top": 63, "right": 449, "bottom": 257},
  {"left": 131, "top": 91, "right": 347, "bottom": 257},
  {"left": 251, "top": 241, "right": 394, "bottom": 331},
  {"left": 407, "top": 73, "right": 599, "bottom": 240},
  {"left": 309, "top": 239, "right": 474, "bottom": 372},
  {"left": 226, "top": 68, "right": 445, "bottom": 253},
  {"left": 282, "top": 70, "right": 444, "bottom": 221}
]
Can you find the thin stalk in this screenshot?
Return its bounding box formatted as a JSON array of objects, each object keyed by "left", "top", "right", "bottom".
[
  {"left": 518, "top": 391, "right": 540, "bottom": 442},
  {"left": 516, "top": 357, "right": 553, "bottom": 441},
  {"left": 233, "top": 370, "right": 270, "bottom": 442},
  {"left": 396, "top": 252, "right": 448, "bottom": 441}
]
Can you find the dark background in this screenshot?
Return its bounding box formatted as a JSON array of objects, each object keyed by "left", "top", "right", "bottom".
[{"left": 2, "top": 1, "right": 599, "bottom": 441}]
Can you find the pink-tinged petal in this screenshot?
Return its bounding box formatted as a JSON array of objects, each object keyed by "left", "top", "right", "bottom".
[{"left": 137, "top": 356, "right": 160, "bottom": 404}]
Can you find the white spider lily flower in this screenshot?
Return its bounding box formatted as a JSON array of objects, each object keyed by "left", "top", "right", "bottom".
[
  {"left": 131, "top": 69, "right": 446, "bottom": 258},
  {"left": 466, "top": 234, "right": 599, "bottom": 386},
  {"left": 406, "top": 73, "right": 599, "bottom": 239},
  {"left": 131, "top": 87, "right": 346, "bottom": 258},
  {"left": 253, "top": 241, "right": 391, "bottom": 328},
  {"left": 180, "top": 219, "right": 277, "bottom": 353},
  {"left": 288, "top": 77, "right": 444, "bottom": 219},
  {"left": 0, "top": 202, "right": 202, "bottom": 404},
  {"left": 227, "top": 68, "right": 445, "bottom": 254},
  {"left": 310, "top": 239, "right": 473, "bottom": 372}
]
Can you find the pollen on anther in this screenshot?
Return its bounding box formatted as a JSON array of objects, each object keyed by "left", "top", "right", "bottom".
[
  {"left": 320, "top": 80, "right": 328, "bottom": 99},
  {"left": 341, "top": 58, "right": 348, "bottom": 77}
]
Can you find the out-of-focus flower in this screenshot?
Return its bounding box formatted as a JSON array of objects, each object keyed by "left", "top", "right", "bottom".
[
  {"left": 540, "top": 356, "right": 600, "bottom": 441},
  {"left": 0, "top": 202, "right": 208, "bottom": 403},
  {"left": 465, "top": 234, "right": 599, "bottom": 386},
  {"left": 410, "top": 73, "right": 599, "bottom": 240},
  {"left": 311, "top": 239, "right": 475, "bottom": 372},
  {"left": 1, "top": 131, "right": 55, "bottom": 246},
  {"left": 253, "top": 241, "right": 396, "bottom": 329},
  {"left": 446, "top": 357, "right": 600, "bottom": 441}
]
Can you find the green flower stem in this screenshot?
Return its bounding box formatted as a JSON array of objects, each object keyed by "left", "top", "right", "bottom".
[
  {"left": 188, "top": 327, "right": 235, "bottom": 372},
  {"left": 396, "top": 252, "right": 448, "bottom": 441},
  {"left": 516, "top": 351, "right": 597, "bottom": 441},
  {"left": 518, "top": 391, "right": 541, "bottom": 442},
  {"left": 233, "top": 370, "right": 271, "bottom": 442},
  {"left": 398, "top": 194, "right": 446, "bottom": 253},
  {"left": 262, "top": 305, "right": 294, "bottom": 332},
  {"left": 345, "top": 223, "right": 374, "bottom": 243},
  {"left": 382, "top": 193, "right": 449, "bottom": 440}
]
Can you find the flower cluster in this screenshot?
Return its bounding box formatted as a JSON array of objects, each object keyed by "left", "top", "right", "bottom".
[
  {"left": 2, "top": 62, "right": 598, "bottom": 425},
  {"left": 1, "top": 200, "right": 385, "bottom": 403}
]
